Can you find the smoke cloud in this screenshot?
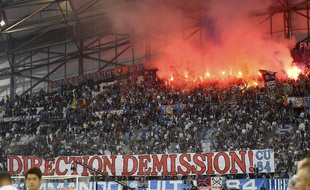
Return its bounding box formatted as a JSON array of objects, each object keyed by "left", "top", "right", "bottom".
[{"left": 108, "top": 0, "right": 301, "bottom": 83}]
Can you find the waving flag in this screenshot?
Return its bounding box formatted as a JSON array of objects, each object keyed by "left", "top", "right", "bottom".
[
  {"left": 197, "top": 175, "right": 211, "bottom": 187},
  {"left": 259, "top": 70, "right": 277, "bottom": 89}
]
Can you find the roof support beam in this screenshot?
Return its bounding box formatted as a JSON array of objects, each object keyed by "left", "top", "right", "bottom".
[
  {"left": 56, "top": 0, "right": 80, "bottom": 51},
  {"left": 15, "top": 72, "right": 51, "bottom": 82},
  {"left": 20, "top": 52, "right": 78, "bottom": 96},
  {"left": 9, "top": 54, "right": 14, "bottom": 98},
  {"left": 0, "top": 1, "right": 55, "bottom": 9},
  {"left": 83, "top": 55, "right": 126, "bottom": 67},
  {"left": 2, "top": 2, "right": 54, "bottom": 33},
  {"left": 98, "top": 44, "right": 131, "bottom": 71}
]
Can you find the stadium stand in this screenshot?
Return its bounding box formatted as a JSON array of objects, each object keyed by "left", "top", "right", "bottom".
[{"left": 0, "top": 68, "right": 309, "bottom": 181}]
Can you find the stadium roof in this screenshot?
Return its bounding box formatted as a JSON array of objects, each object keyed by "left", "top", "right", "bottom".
[
  {"left": 0, "top": 0, "right": 309, "bottom": 97},
  {"left": 0, "top": 0, "right": 135, "bottom": 96}
]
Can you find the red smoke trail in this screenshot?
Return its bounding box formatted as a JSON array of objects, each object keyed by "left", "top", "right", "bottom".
[
  {"left": 106, "top": 0, "right": 302, "bottom": 88},
  {"left": 152, "top": 0, "right": 302, "bottom": 88}
]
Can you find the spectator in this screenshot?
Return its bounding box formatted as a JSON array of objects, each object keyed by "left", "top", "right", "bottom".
[
  {"left": 0, "top": 171, "right": 17, "bottom": 190},
  {"left": 25, "top": 167, "right": 42, "bottom": 190},
  {"left": 296, "top": 157, "right": 310, "bottom": 190},
  {"left": 0, "top": 69, "right": 309, "bottom": 181}
]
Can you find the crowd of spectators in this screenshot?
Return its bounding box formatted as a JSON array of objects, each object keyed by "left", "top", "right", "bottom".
[{"left": 0, "top": 67, "right": 309, "bottom": 180}]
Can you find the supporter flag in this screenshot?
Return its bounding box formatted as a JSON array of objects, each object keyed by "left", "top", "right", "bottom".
[
  {"left": 196, "top": 175, "right": 211, "bottom": 187},
  {"left": 259, "top": 69, "right": 277, "bottom": 89}
]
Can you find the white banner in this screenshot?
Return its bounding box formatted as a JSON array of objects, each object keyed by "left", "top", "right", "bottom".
[{"left": 8, "top": 149, "right": 274, "bottom": 176}]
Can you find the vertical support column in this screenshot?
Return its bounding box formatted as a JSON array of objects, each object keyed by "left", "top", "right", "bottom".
[
  {"left": 283, "top": 0, "right": 292, "bottom": 39},
  {"left": 199, "top": 0, "right": 202, "bottom": 51},
  {"left": 145, "top": 30, "right": 151, "bottom": 68},
  {"left": 64, "top": 43, "right": 67, "bottom": 77},
  {"left": 99, "top": 36, "right": 101, "bottom": 69},
  {"left": 79, "top": 39, "right": 84, "bottom": 75},
  {"left": 130, "top": 0, "right": 135, "bottom": 64},
  {"left": 47, "top": 47, "right": 50, "bottom": 93},
  {"left": 30, "top": 51, "right": 33, "bottom": 94},
  {"left": 178, "top": 0, "right": 185, "bottom": 41},
  {"left": 132, "top": 34, "right": 135, "bottom": 65},
  {"left": 307, "top": 4, "right": 310, "bottom": 44},
  {"left": 270, "top": 12, "right": 273, "bottom": 37},
  {"left": 10, "top": 55, "right": 15, "bottom": 99},
  {"left": 115, "top": 34, "right": 118, "bottom": 67}
]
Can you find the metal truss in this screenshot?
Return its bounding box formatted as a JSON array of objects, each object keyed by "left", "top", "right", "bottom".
[
  {"left": 4, "top": 0, "right": 298, "bottom": 98},
  {"left": 0, "top": 0, "right": 153, "bottom": 97},
  {"left": 0, "top": 0, "right": 134, "bottom": 97},
  {"left": 250, "top": 0, "right": 310, "bottom": 42},
  {"left": 179, "top": 0, "right": 203, "bottom": 44}
]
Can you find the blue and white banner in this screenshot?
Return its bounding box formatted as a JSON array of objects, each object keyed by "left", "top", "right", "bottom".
[
  {"left": 268, "top": 179, "right": 290, "bottom": 190},
  {"left": 95, "top": 109, "right": 130, "bottom": 117},
  {"left": 224, "top": 179, "right": 267, "bottom": 190},
  {"left": 0, "top": 115, "right": 40, "bottom": 122},
  {"left": 223, "top": 178, "right": 289, "bottom": 190},
  {"left": 14, "top": 179, "right": 290, "bottom": 190},
  {"left": 14, "top": 181, "right": 189, "bottom": 190},
  {"left": 158, "top": 104, "right": 187, "bottom": 114}
]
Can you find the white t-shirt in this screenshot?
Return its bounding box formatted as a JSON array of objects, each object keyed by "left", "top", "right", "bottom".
[{"left": 0, "top": 185, "right": 18, "bottom": 190}]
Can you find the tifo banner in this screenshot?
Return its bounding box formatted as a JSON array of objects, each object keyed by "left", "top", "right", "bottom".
[
  {"left": 49, "top": 63, "right": 145, "bottom": 89},
  {"left": 14, "top": 181, "right": 193, "bottom": 190},
  {"left": 224, "top": 179, "right": 266, "bottom": 190},
  {"left": 193, "top": 176, "right": 224, "bottom": 190},
  {"left": 13, "top": 179, "right": 290, "bottom": 190},
  {"left": 211, "top": 177, "right": 225, "bottom": 189},
  {"left": 8, "top": 149, "right": 274, "bottom": 176},
  {"left": 157, "top": 104, "right": 187, "bottom": 114},
  {"left": 196, "top": 175, "right": 211, "bottom": 187},
  {"left": 223, "top": 178, "right": 289, "bottom": 190},
  {"left": 94, "top": 109, "right": 130, "bottom": 117},
  {"left": 259, "top": 69, "right": 277, "bottom": 89},
  {"left": 268, "top": 178, "right": 290, "bottom": 190},
  {"left": 0, "top": 115, "right": 40, "bottom": 123},
  {"left": 284, "top": 97, "right": 310, "bottom": 108}
]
